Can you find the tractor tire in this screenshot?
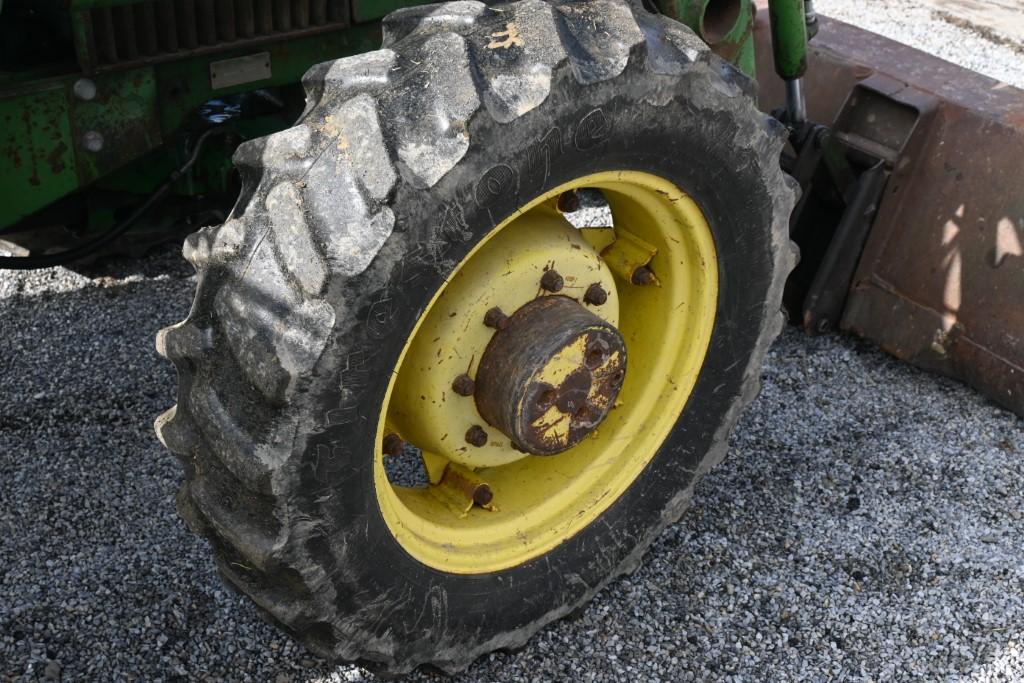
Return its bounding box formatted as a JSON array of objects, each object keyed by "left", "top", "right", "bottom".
[{"left": 156, "top": 0, "right": 797, "bottom": 674}]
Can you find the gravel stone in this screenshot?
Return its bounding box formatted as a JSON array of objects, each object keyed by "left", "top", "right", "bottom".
[{"left": 2, "top": 3, "right": 1023, "bottom": 681}]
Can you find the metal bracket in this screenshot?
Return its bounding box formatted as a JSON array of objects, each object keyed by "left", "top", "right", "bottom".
[{"left": 782, "top": 74, "right": 937, "bottom": 334}]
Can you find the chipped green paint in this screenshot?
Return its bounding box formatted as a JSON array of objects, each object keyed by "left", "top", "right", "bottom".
[{"left": 0, "top": 86, "right": 78, "bottom": 228}]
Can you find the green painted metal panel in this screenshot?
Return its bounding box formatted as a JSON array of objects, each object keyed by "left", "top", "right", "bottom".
[
  {"left": 72, "top": 68, "right": 162, "bottom": 184},
  {"left": 0, "top": 86, "right": 78, "bottom": 229}
]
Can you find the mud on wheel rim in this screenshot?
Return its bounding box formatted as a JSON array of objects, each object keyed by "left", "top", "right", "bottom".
[{"left": 377, "top": 171, "right": 718, "bottom": 573}]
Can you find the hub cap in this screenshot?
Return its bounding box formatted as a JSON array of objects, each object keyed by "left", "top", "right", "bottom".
[{"left": 475, "top": 296, "right": 626, "bottom": 455}]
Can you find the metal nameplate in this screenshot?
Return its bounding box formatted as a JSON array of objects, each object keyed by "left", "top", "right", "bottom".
[{"left": 210, "top": 52, "right": 272, "bottom": 90}]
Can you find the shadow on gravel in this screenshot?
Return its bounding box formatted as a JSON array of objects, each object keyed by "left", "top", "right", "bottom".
[{"left": 1, "top": 248, "right": 1022, "bottom": 682}]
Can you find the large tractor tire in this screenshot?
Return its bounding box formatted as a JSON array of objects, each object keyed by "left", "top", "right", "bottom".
[{"left": 156, "top": 0, "right": 797, "bottom": 674}]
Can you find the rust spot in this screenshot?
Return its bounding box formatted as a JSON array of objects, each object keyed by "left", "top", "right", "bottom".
[{"left": 47, "top": 142, "right": 68, "bottom": 175}]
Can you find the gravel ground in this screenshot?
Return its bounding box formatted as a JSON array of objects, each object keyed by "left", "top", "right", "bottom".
[
  {"left": 3, "top": 5, "right": 1023, "bottom": 682},
  {"left": 814, "top": 0, "right": 1024, "bottom": 89}
]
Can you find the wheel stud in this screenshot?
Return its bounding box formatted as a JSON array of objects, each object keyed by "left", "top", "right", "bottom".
[
  {"left": 484, "top": 307, "right": 509, "bottom": 330},
  {"left": 465, "top": 425, "right": 488, "bottom": 447},
  {"left": 631, "top": 265, "right": 656, "bottom": 286},
  {"left": 382, "top": 433, "right": 405, "bottom": 457},
  {"left": 583, "top": 283, "right": 608, "bottom": 306},
  {"left": 540, "top": 269, "right": 564, "bottom": 293},
  {"left": 556, "top": 190, "right": 580, "bottom": 213},
  {"left": 452, "top": 373, "right": 475, "bottom": 396}
]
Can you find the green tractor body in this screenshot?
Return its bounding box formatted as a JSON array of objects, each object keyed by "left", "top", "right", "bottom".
[{"left": 0, "top": 0, "right": 760, "bottom": 244}]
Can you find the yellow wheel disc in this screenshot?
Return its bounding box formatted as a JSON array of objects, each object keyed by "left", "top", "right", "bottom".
[{"left": 375, "top": 170, "right": 718, "bottom": 574}]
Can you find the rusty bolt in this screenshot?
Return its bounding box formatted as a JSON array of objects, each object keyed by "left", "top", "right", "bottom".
[
  {"left": 472, "top": 483, "right": 494, "bottom": 507},
  {"left": 483, "top": 307, "right": 509, "bottom": 330},
  {"left": 452, "top": 373, "right": 475, "bottom": 396},
  {"left": 557, "top": 190, "right": 580, "bottom": 213},
  {"left": 536, "top": 387, "right": 558, "bottom": 410},
  {"left": 584, "top": 345, "right": 606, "bottom": 369},
  {"left": 465, "top": 425, "right": 488, "bottom": 447},
  {"left": 583, "top": 283, "right": 608, "bottom": 306},
  {"left": 631, "top": 266, "right": 656, "bottom": 286},
  {"left": 382, "top": 433, "right": 405, "bottom": 457},
  {"left": 540, "top": 269, "right": 564, "bottom": 293}
]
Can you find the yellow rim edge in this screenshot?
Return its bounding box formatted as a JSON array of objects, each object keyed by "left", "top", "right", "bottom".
[{"left": 374, "top": 170, "right": 718, "bottom": 574}]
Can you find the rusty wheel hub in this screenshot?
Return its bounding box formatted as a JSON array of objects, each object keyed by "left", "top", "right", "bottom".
[{"left": 474, "top": 296, "right": 627, "bottom": 455}]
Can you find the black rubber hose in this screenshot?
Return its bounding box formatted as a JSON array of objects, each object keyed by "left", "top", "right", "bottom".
[{"left": 0, "top": 127, "right": 231, "bottom": 271}]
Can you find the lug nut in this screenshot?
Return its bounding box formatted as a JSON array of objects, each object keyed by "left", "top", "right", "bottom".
[
  {"left": 472, "top": 483, "right": 494, "bottom": 507},
  {"left": 382, "top": 433, "right": 405, "bottom": 457},
  {"left": 557, "top": 190, "right": 580, "bottom": 213},
  {"left": 465, "top": 425, "right": 488, "bottom": 447},
  {"left": 484, "top": 307, "right": 509, "bottom": 330},
  {"left": 631, "top": 265, "right": 656, "bottom": 286},
  {"left": 452, "top": 373, "right": 475, "bottom": 396},
  {"left": 583, "top": 283, "right": 608, "bottom": 306},
  {"left": 536, "top": 387, "right": 557, "bottom": 410},
  {"left": 540, "top": 269, "right": 564, "bottom": 293}
]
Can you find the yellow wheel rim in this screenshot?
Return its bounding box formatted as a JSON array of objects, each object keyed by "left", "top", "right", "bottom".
[{"left": 374, "top": 170, "right": 718, "bottom": 574}]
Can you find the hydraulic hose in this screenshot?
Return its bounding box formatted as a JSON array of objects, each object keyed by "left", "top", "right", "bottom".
[{"left": 0, "top": 127, "right": 231, "bottom": 271}]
